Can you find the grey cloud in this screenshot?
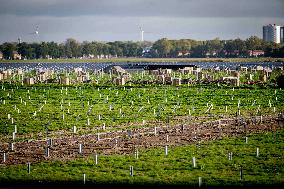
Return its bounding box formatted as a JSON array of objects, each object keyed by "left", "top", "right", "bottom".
[
  {"left": 1, "top": 14, "right": 283, "bottom": 43},
  {"left": 0, "top": 0, "right": 283, "bottom": 43},
  {"left": 0, "top": 0, "right": 283, "bottom": 18}
]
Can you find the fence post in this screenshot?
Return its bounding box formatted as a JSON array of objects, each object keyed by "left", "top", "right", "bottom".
[
  {"left": 198, "top": 177, "right": 202, "bottom": 187},
  {"left": 83, "top": 174, "right": 86, "bottom": 184},
  {"left": 27, "top": 163, "right": 31, "bottom": 174},
  {"left": 3, "top": 153, "right": 6, "bottom": 163},
  {"left": 130, "top": 166, "right": 134, "bottom": 176},
  {"left": 192, "top": 157, "right": 196, "bottom": 168},
  {"left": 95, "top": 154, "right": 98, "bottom": 165},
  {"left": 165, "top": 146, "right": 168, "bottom": 156}
]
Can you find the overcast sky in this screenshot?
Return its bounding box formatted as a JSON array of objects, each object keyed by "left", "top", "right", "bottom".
[{"left": 0, "top": 0, "right": 283, "bottom": 43}]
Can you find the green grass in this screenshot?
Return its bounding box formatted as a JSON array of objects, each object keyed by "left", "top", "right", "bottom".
[
  {"left": 0, "top": 83, "right": 283, "bottom": 138},
  {"left": 0, "top": 131, "right": 283, "bottom": 186}
]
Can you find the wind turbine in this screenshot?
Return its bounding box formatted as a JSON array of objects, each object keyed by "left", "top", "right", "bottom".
[
  {"left": 139, "top": 26, "right": 144, "bottom": 42},
  {"left": 29, "top": 26, "right": 39, "bottom": 35},
  {"left": 35, "top": 26, "right": 39, "bottom": 35},
  {"left": 17, "top": 37, "right": 22, "bottom": 44}
]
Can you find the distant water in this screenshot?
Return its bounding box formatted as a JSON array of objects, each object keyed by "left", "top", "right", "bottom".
[{"left": 0, "top": 62, "right": 283, "bottom": 71}]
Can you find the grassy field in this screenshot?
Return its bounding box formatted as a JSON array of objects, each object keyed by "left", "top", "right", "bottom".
[
  {"left": 0, "top": 130, "right": 283, "bottom": 187},
  {"left": 0, "top": 57, "right": 284, "bottom": 63},
  {"left": 1, "top": 83, "right": 283, "bottom": 138},
  {"left": 1, "top": 67, "right": 284, "bottom": 188}
]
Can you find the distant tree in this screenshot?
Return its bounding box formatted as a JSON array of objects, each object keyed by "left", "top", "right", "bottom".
[
  {"left": 170, "top": 39, "right": 192, "bottom": 57},
  {"left": 191, "top": 41, "right": 208, "bottom": 58},
  {"left": 81, "top": 41, "right": 93, "bottom": 56},
  {"left": 47, "top": 41, "right": 60, "bottom": 58},
  {"left": 206, "top": 38, "right": 223, "bottom": 57},
  {"left": 107, "top": 41, "right": 123, "bottom": 57},
  {"left": 65, "top": 38, "right": 81, "bottom": 58},
  {"left": 1, "top": 36, "right": 283, "bottom": 60},
  {"left": 138, "top": 41, "right": 153, "bottom": 49},
  {"left": 101, "top": 43, "right": 110, "bottom": 55},
  {"left": 152, "top": 38, "right": 172, "bottom": 57},
  {"left": 223, "top": 40, "right": 234, "bottom": 57},
  {"left": 245, "top": 36, "right": 262, "bottom": 51},
  {"left": 58, "top": 43, "right": 66, "bottom": 58},
  {"left": 89, "top": 42, "right": 99, "bottom": 56},
  {"left": 126, "top": 42, "right": 142, "bottom": 57},
  {"left": 234, "top": 38, "right": 247, "bottom": 55},
  {"left": 38, "top": 42, "right": 49, "bottom": 58},
  {"left": 94, "top": 42, "right": 105, "bottom": 56},
  {"left": 17, "top": 42, "right": 30, "bottom": 59},
  {"left": 263, "top": 42, "right": 283, "bottom": 57},
  {"left": 30, "top": 43, "right": 41, "bottom": 59},
  {"left": 2, "top": 42, "right": 17, "bottom": 59}
]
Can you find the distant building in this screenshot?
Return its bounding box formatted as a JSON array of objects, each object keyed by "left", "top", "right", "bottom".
[
  {"left": 247, "top": 50, "right": 265, "bottom": 57},
  {"left": 281, "top": 26, "right": 284, "bottom": 43},
  {"left": 177, "top": 50, "right": 191, "bottom": 57},
  {"left": 12, "top": 51, "right": 21, "bottom": 60},
  {"left": 263, "top": 24, "right": 282, "bottom": 43}
]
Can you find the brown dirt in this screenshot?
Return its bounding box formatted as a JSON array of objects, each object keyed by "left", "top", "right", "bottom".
[{"left": 0, "top": 115, "right": 283, "bottom": 165}]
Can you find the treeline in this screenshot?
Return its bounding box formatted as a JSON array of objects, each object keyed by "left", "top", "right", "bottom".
[
  {"left": 0, "top": 39, "right": 150, "bottom": 59},
  {"left": 151, "top": 36, "right": 284, "bottom": 58},
  {"left": 0, "top": 36, "right": 283, "bottom": 60}
]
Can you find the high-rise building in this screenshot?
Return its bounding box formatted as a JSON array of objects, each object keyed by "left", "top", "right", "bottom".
[
  {"left": 263, "top": 24, "right": 281, "bottom": 43},
  {"left": 281, "top": 26, "right": 284, "bottom": 43}
]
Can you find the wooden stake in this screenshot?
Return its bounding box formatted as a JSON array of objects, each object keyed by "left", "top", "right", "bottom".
[
  {"left": 240, "top": 166, "right": 243, "bottom": 180},
  {"left": 165, "top": 146, "right": 168, "bottom": 156},
  {"left": 95, "top": 154, "right": 98, "bottom": 165},
  {"left": 48, "top": 138, "right": 53, "bottom": 146},
  {"left": 73, "top": 126, "right": 76, "bottom": 134},
  {"left": 3, "top": 153, "right": 6, "bottom": 162},
  {"left": 10, "top": 143, "right": 14, "bottom": 151},
  {"left": 83, "top": 174, "right": 86, "bottom": 185},
  {"left": 79, "top": 144, "right": 82, "bottom": 154},
  {"left": 135, "top": 149, "right": 139, "bottom": 159},
  {"left": 192, "top": 157, "right": 196, "bottom": 168},
  {"left": 129, "top": 166, "right": 134, "bottom": 176},
  {"left": 45, "top": 147, "right": 49, "bottom": 157},
  {"left": 27, "top": 163, "right": 31, "bottom": 174},
  {"left": 228, "top": 152, "right": 233, "bottom": 161}
]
